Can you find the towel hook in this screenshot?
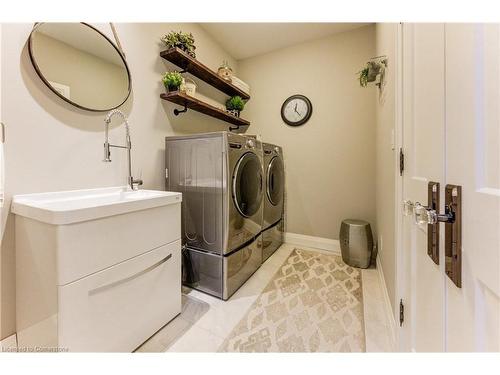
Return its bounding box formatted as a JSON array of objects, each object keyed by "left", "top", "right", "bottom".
[{"left": 1, "top": 122, "right": 5, "bottom": 143}]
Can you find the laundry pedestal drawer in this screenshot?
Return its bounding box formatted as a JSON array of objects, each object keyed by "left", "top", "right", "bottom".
[
  {"left": 13, "top": 187, "right": 182, "bottom": 352},
  {"left": 223, "top": 238, "right": 262, "bottom": 299},
  {"left": 58, "top": 240, "right": 181, "bottom": 352},
  {"left": 182, "top": 236, "right": 262, "bottom": 300},
  {"left": 261, "top": 219, "right": 284, "bottom": 262}
]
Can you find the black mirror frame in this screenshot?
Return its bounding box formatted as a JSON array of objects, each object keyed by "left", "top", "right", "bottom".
[{"left": 28, "top": 22, "right": 132, "bottom": 112}]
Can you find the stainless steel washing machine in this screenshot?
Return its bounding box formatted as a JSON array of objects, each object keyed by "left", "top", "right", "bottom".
[
  {"left": 261, "top": 142, "right": 285, "bottom": 262},
  {"left": 165, "top": 132, "right": 264, "bottom": 299}
]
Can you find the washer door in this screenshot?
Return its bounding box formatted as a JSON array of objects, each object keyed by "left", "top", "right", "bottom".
[
  {"left": 232, "top": 152, "right": 263, "bottom": 218},
  {"left": 266, "top": 156, "right": 284, "bottom": 206}
]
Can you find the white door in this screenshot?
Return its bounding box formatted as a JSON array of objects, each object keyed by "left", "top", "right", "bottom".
[
  {"left": 0, "top": 22, "right": 3, "bottom": 340},
  {"left": 400, "top": 23, "right": 500, "bottom": 352},
  {"left": 445, "top": 23, "right": 500, "bottom": 351},
  {"left": 400, "top": 23, "right": 446, "bottom": 352}
]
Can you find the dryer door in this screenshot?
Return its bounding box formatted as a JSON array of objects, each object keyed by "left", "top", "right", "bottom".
[
  {"left": 232, "top": 152, "right": 263, "bottom": 218},
  {"left": 266, "top": 156, "right": 284, "bottom": 206}
]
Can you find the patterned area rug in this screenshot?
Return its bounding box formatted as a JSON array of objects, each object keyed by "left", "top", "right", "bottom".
[{"left": 219, "top": 248, "right": 365, "bottom": 352}]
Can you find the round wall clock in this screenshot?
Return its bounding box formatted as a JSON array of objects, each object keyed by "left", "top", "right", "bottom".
[{"left": 281, "top": 94, "right": 313, "bottom": 126}]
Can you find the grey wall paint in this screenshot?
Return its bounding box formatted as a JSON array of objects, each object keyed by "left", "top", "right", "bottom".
[
  {"left": 375, "top": 23, "right": 398, "bottom": 316},
  {"left": 0, "top": 23, "right": 388, "bottom": 339},
  {"left": 238, "top": 25, "right": 377, "bottom": 240},
  {"left": 0, "top": 22, "right": 238, "bottom": 339}
]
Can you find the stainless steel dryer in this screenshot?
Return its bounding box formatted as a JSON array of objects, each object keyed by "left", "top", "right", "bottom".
[
  {"left": 165, "top": 132, "right": 264, "bottom": 300},
  {"left": 261, "top": 142, "right": 285, "bottom": 262}
]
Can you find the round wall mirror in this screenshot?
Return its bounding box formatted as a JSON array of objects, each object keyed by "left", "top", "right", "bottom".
[{"left": 28, "top": 23, "right": 131, "bottom": 112}]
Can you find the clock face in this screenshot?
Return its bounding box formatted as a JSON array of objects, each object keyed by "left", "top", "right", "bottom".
[{"left": 281, "top": 95, "right": 313, "bottom": 126}]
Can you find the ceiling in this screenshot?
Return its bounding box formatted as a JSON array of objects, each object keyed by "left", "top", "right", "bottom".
[{"left": 199, "top": 23, "right": 370, "bottom": 60}]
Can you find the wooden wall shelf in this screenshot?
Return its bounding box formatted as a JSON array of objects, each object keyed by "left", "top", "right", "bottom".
[
  {"left": 160, "top": 48, "right": 250, "bottom": 100},
  {"left": 160, "top": 92, "right": 250, "bottom": 127}
]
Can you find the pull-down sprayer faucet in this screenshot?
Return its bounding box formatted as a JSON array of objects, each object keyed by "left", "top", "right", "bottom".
[{"left": 103, "top": 109, "right": 143, "bottom": 190}]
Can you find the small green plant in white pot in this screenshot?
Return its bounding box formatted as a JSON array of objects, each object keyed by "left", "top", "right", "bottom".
[
  {"left": 358, "top": 66, "right": 370, "bottom": 87},
  {"left": 162, "top": 71, "right": 183, "bottom": 93},
  {"left": 226, "top": 96, "right": 246, "bottom": 117},
  {"left": 161, "top": 31, "right": 196, "bottom": 58},
  {"left": 358, "top": 59, "right": 387, "bottom": 88}
]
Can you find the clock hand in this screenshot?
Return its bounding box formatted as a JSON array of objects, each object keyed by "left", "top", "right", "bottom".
[{"left": 294, "top": 103, "right": 300, "bottom": 115}]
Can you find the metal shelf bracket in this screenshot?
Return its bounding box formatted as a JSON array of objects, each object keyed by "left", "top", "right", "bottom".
[{"left": 173, "top": 102, "right": 188, "bottom": 116}]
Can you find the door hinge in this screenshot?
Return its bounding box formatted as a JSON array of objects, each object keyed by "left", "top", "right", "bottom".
[
  {"left": 399, "top": 299, "right": 405, "bottom": 326},
  {"left": 399, "top": 148, "right": 405, "bottom": 176}
]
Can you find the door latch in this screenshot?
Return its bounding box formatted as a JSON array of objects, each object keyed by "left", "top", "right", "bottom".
[
  {"left": 410, "top": 183, "right": 462, "bottom": 285},
  {"left": 412, "top": 182, "right": 441, "bottom": 264},
  {"left": 445, "top": 185, "right": 462, "bottom": 288}
]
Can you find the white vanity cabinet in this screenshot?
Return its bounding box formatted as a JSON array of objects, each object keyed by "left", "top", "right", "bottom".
[{"left": 12, "top": 187, "right": 182, "bottom": 352}]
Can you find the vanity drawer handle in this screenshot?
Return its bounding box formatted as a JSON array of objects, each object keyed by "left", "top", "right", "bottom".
[{"left": 89, "top": 253, "right": 172, "bottom": 295}]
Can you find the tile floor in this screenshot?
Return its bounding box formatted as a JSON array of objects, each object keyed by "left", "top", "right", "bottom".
[{"left": 136, "top": 243, "right": 396, "bottom": 353}]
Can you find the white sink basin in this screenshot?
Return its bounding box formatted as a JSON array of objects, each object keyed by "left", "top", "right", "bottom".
[
  {"left": 12, "top": 186, "right": 182, "bottom": 225},
  {"left": 13, "top": 185, "right": 182, "bottom": 352}
]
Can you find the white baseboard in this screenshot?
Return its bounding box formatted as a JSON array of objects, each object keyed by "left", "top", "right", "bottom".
[
  {"left": 284, "top": 232, "right": 340, "bottom": 255},
  {"left": 376, "top": 256, "right": 397, "bottom": 350},
  {"left": 0, "top": 333, "right": 17, "bottom": 352}
]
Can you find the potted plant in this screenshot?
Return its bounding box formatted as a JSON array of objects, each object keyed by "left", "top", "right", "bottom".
[
  {"left": 226, "top": 96, "right": 246, "bottom": 117},
  {"left": 162, "top": 71, "right": 183, "bottom": 93},
  {"left": 358, "top": 59, "right": 387, "bottom": 88},
  {"left": 161, "top": 31, "right": 196, "bottom": 58}
]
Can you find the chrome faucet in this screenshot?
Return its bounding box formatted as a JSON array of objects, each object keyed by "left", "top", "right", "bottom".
[{"left": 103, "top": 110, "right": 143, "bottom": 190}]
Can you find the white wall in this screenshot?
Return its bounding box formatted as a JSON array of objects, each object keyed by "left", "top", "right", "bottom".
[
  {"left": 238, "top": 25, "right": 377, "bottom": 240},
  {"left": 374, "top": 23, "right": 398, "bottom": 315},
  {"left": 0, "top": 23, "right": 386, "bottom": 340},
  {"left": 0, "top": 22, "right": 237, "bottom": 340},
  {"left": 33, "top": 32, "right": 129, "bottom": 109},
  {"left": 0, "top": 22, "right": 3, "bottom": 339}
]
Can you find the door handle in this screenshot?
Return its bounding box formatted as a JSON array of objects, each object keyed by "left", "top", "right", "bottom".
[
  {"left": 414, "top": 203, "right": 456, "bottom": 225},
  {"left": 405, "top": 182, "right": 462, "bottom": 285},
  {"left": 413, "top": 202, "right": 437, "bottom": 225},
  {"left": 403, "top": 200, "right": 414, "bottom": 216},
  {"left": 402, "top": 200, "right": 437, "bottom": 223},
  {"left": 402, "top": 194, "right": 439, "bottom": 264},
  {"left": 414, "top": 182, "right": 441, "bottom": 264}
]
